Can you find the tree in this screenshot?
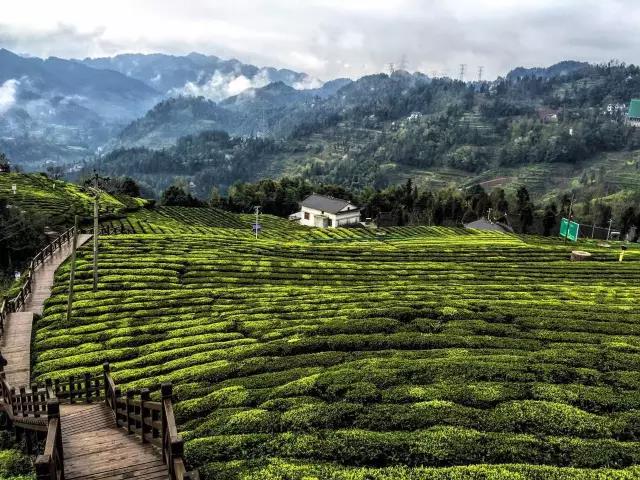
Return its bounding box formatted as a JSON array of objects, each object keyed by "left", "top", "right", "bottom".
[
  {"left": 119, "top": 177, "right": 141, "bottom": 197},
  {"left": 0, "top": 198, "right": 45, "bottom": 272},
  {"left": 490, "top": 189, "right": 509, "bottom": 215},
  {"left": 542, "top": 203, "right": 558, "bottom": 236},
  {"left": 209, "top": 187, "right": 223, "bottom": 208},
  {"left": 621, "top": 206, "right": 636, "bottom": 236},
  {"left": 160, "top": 186, "right": 204, "bottom": 207},
  {"left": 46, "top": 165, "right": 64, "bottom": 180},
  {"left": 516, "top": 186, "right": 534, "bottom": 233},
  {"left": 595, "top": 203, "right": 612, "bottom": 227},
  {"left": 0, "top": 152, "right": 10, "bottom": 173}
]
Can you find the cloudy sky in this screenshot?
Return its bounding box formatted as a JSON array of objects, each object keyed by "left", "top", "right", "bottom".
[{"left": 1, "top": 0, "right": 638, "bottom": 80}]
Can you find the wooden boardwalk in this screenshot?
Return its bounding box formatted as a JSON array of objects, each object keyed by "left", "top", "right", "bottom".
[
  {"left": 0, "top": 234, "right": 91, "bottom": 387},
  {"left": 61, "top": 404, "right": 169, "bottom": 480},
  {"left": 0, "top": 231, "right": 194, "bottom": 480}
]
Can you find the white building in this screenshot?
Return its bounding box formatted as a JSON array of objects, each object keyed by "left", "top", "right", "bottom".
[{"left": 293, "top": 194, "right": 361, "bottom": 228}]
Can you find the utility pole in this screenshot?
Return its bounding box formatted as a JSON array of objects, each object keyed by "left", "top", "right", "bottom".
[
  {"left": 93, "top": 172, "right": 100, "bottom": 292},
  {"left": 459, "top": 64, "right": 466, "bottom": 82},
  {"left": 564, "top": 194, "right": 574, "bottom": 245},
  {"left": 66, "top": 215, "right": 79, "bottom": 323},
  {"left": 254, "top": 206, "right": 261, "bottom": 240}
]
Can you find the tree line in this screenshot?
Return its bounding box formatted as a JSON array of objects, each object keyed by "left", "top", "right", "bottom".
[{"left": 160, "top": 176, "right": 640, "bottom": 239}]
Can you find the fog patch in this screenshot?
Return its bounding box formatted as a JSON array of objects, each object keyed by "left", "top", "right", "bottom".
[{"left": 0, "top": 79, "right": 19, "bottom": 114}]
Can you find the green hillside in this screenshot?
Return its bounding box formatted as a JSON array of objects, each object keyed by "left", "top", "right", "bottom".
[
  {"left": 31, "top": 207, "right": 640, "bottom": 480},
  {"left": 0, "top": 172, "right": 145, "bottom": 225}
]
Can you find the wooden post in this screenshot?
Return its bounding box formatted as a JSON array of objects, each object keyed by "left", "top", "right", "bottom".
[
  {"left": 47, "top": 399, "right": 63, "bottom": 468},
  {"left": 93, "top": 194, "right": 99, "bottom": 292},
  {"left": 126, "top": 390, "right": 134, "bottom": 434},
  {"left": 9, "top": 387, "right": 16, "bottom": 416},
  {"left": 19, "top": 387, "right": 26, "bottom": 417},
  {"left": 140, "top": 389, "right": 150, "bottom": 444},
  {"left": 68, "top": 375, "right": 75, "bottom": 404},
  {"left": 102, "top": 362, "right": 111, "bottom": 405},
  {"left": 66, "top": 216, "right": 79, "bottom": 323},
  {"left": 161, "top": 383, "right": 172, "bottom": 464},
  {"left": 31, "top": 384, "right": 38, "bottom": 417},
  {"left": 84, "top": 373, "right": 92, "bottom": 403}
]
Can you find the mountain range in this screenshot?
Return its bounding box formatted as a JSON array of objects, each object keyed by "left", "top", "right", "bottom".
[
  {"left": 0, "top": 48, "right": 316, "bottom": 168},
  {"left": 2, "top": 47, "right": 633, "bottom": 210}
]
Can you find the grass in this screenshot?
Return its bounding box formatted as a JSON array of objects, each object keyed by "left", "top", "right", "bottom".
[{"left": 30, "top": 206, "right": 640, "bottom": 479}]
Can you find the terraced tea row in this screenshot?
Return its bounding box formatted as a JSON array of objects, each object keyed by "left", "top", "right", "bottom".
[
  {"left": 100, "top": 206, "right": 523, "bottom": 243},
  {"left": 0, "top": 173, "right": 144, "bottom": 224},
  {"left": 33, "top": 230, "right": 640, "bottom": 479}
]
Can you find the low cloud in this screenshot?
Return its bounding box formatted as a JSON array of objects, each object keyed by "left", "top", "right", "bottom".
[
  {"left": 293, "top": 76, "right": 324, "bottom": 90},
  {"left": 175, "top": 69, "right": 273, "bottom": 102},
  {"left": 0, "top": 79, "right": 19, "bottom": 114}
]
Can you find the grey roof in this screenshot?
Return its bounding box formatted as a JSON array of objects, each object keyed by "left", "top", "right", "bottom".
[
  {"left": 300, "top": 194, "right": 359, "bottom": 214},
  {"left": 464, "top": 218, "right": 514, "bottom": 233}
]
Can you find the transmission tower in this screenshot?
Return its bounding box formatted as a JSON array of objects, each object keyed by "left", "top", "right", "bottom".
[
  {"left": 388, "top": 63, "right": 395, "bottom": 75},
  {"left": 459, "top": 64, "right": 466, "bottom": 82},
  {"left": 478, "top": 66, "right": 484, "bottom": 83},
  {"left": 398, "top": 54, "right": 408, "bottom": 72}
]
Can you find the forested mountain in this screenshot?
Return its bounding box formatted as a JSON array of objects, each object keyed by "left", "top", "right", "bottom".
[
  {"left": 0, "top": 48, "right": 160, "bottom": 168},
  {"left": 92, "top": 61, "right": 640, "bottom": 213},
  {"left": 5, "top": 47, "right": 640, "bottom": 215},
  {"left": 0, "top": 49, "right": 318, "bottom": 168},
  {"left": 116, "top": 78, "right": 354, "bottom": 147},
  {"left": 506, "top": 60, "right": 590, "bottom": 81}
]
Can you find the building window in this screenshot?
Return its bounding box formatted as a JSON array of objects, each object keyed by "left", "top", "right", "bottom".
[
  {"left": 328, "top": 219, "right": 333, "bottom": 227},
  {"left": 304, "top": 212, "right": 310, "bottom": 220}
]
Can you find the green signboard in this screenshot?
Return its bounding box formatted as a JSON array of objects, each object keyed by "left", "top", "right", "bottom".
[{"left": 560, "top": 218, "right": 580, "bottom": 241}]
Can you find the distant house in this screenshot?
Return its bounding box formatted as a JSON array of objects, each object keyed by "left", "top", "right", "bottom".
[
  {"left": 537, "top": 108, "right": 559, "bottom": 123},
  {"left": 627, "top": 99, "right": 640, "bottom": 127},
  {"left": 0, "top": 163, "right": 9, "bottom": 174},
  {"left": 606, "top": 103, "right": 626, "bottom": 115},
  {"left": 295, "top": 194, "right": 361, "bottom": 228},
  {"left": 464, "top": 218, "right": 514, "bottom": 234}
]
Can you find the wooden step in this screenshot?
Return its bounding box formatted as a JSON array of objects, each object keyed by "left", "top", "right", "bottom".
[{"left": 61, "top": 403, "right": 169, "bottom": 480}]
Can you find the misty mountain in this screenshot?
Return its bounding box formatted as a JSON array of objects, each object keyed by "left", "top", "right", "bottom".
[
  {"left": 0, "top": 48, "right": 158, "bottom": 120},
  {"left": 118, "top": 96, "right": 242, "bottom": 148},
  {"left": 79, "top": 52, "right": 320, "bottom": 99},
  {"left": 114, "top": 73, "right": 442, "bottom": 149},
  {"left": 116, "top": 78, "right": 356, "bottom": 148},
  {"left": 506, "top": 60, "right": 590, "bottom": 81},
  {"left": 0, "top": 48, "right": 162, "bottom": 168}
]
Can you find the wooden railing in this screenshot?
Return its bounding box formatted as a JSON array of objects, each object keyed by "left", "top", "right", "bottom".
[
  {"left": 35, "top": 400, "right": 64, "bottom": 480},
  {"left": 0, "top": 371, "right": 61, "bottom": 479},
  {"left": 0, "top": 364, "right": 198, "bottom": 480},
  {"left": 0, "top": 376, "right": 51, "bottom": 421},
  {"left": 0, "top": 226, "right": 75, "bottom": 326},
  {"left": 103, "top": 363, "right": 198, "bottom": 480}
]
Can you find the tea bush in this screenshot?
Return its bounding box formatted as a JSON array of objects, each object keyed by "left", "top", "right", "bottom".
[{"left": 32, "top": 208, "right": 640, "bottom": 479}]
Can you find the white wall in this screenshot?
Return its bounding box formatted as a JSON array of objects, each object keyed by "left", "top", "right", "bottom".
[{"left": 300, "top": 206, "right": 361, "bottom": 228}]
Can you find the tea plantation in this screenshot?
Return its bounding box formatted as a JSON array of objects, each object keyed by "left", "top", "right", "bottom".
[
  {"left": 31, "top": 208, "right": 640, "bottom": 480},
  {"left": 0, "top": 173, "right": 145, "bottom": 224}
]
